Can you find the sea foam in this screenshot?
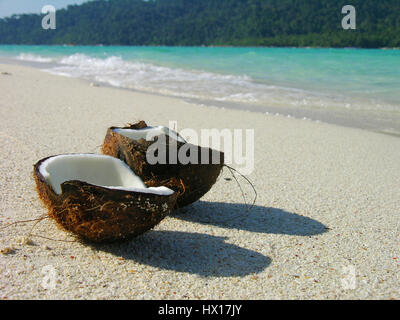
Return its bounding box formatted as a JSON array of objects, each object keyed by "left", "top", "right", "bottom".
[{"left": 17, "top": 53, "right": 53, "bottom": 63}]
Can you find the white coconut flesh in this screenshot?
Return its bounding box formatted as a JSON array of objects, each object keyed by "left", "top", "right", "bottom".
[
  {"left": 113, "top": 126, "right": 186, "bottom": 143},
  {"left": 38, "top": 154, "right": 174, "bottom": 196}
]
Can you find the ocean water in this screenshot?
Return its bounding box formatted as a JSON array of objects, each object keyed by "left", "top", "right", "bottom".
[{"left": 1, "top": 45, "right": 399, "bottom": 135}]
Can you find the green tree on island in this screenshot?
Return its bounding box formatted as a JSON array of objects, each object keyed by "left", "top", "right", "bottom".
[{"left": 0, "top": 0, "right": 399, "bottom": 48}]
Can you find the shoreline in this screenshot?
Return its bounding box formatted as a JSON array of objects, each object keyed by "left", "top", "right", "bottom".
[
  {"left": 1, "top": 56, "right": 399, "bottom": 138},
  {"left": 1, "top": 44, "right": 400, "bottom": 50},
  {"left": 1, "top": 62, "right": 400, "bottom": 299}
]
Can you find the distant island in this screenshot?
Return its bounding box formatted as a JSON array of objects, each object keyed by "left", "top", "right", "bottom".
[{"left": 1, "top": 0, "right": 399, "bottom": 48}]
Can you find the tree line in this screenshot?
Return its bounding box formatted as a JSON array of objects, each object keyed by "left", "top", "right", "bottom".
[{"left": 0, "top": 0, "right": 399, "bottom": 48}]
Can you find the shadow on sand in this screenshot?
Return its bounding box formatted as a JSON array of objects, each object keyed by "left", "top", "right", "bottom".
[
  {"left": 91, "top": 201, "right": 326, "bottom": 277},
  {"left": 174, "top": 201, "right": 328, "bottom": 236},
  {"left": 91, "top": 230, "right": 271, "bottom": 277}
]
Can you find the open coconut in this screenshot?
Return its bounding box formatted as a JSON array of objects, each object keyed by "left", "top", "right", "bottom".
[
  {"left": 33, "top": 154, "right": 177, "bottom": 242},
  {"left": 102, "top": 121, "right": 224, "bottom": 208}
]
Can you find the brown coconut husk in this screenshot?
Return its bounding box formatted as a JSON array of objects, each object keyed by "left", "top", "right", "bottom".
[
  {"left": 33, "top": 155, "right": 178, "bottom": 243},
  {"left": 102, "top": 121, "right": 224, "bottom": 208}
]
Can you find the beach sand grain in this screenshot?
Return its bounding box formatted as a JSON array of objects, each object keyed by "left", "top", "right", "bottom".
[{"left": 0, "top": 63, "right": 399, "bottom": 299}]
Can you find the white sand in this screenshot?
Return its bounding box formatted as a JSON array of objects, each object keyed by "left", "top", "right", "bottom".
[{"left": 0, "top": 63, "right": 399, "bottom": 300}]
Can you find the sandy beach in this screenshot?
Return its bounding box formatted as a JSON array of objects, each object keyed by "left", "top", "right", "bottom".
[{"left": 0, "top": 63, "right": 399, "bottom": 299}]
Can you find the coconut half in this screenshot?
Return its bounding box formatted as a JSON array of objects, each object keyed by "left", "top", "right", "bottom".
[
  {"left": 102, "top": 121, "right": 224, "bottom": 208},
  {"left": 33, "top": 154, "right": 177, "bottom": 242}
]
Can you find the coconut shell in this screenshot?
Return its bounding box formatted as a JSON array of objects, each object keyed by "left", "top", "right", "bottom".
[
  {"left": 33, "top": 156, "right": 178, "bottom": 243},
  {"left": 102, "top": 121, "right": 224, "bottom": 208}
]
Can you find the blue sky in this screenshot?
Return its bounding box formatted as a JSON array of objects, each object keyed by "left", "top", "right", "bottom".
[{"left": 0, "top": 0, "right": 91, "bottom": 18}]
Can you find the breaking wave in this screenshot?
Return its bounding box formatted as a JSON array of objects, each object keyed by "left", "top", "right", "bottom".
[
  {"left": 43, "top": 53, "right": 390, "bottom": 112},
  {"left": 16, "top": 53, "right": 53, "bottom": 63}
]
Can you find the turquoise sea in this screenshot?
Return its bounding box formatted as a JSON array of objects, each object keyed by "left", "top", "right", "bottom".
[{"left": 1, "top": 45, "right": 399, "bottom": 135}]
